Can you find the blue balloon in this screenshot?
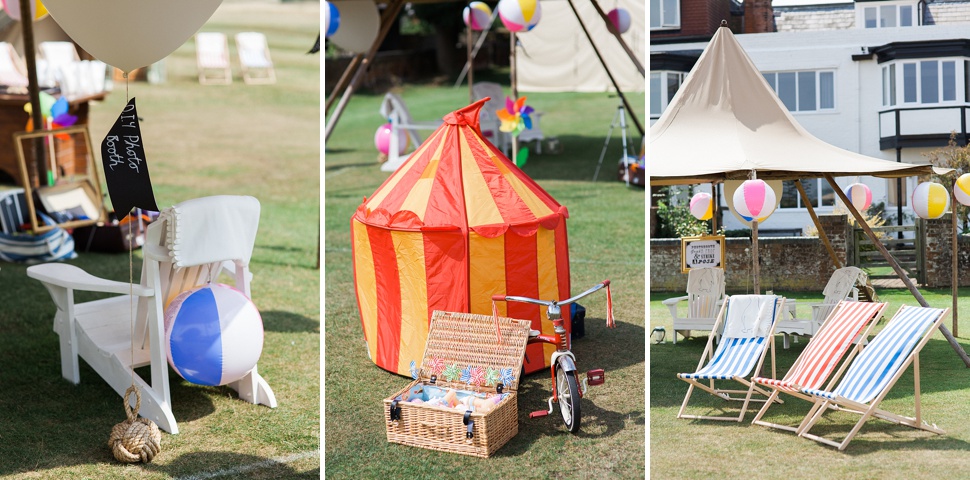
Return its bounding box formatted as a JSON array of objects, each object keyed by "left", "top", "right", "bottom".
[{"left": 325, "top": 2, "right": 341, "bottom": 38}]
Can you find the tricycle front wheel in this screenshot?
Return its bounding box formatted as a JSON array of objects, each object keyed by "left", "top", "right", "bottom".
[{"left": 555, "top": 358, "right": 581, "bottom": 433}]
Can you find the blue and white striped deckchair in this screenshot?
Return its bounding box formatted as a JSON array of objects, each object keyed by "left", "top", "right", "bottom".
[
  {"left": 797, "top": 305, "right": 949, "bottom": 450},
  {"left": 677, "top": 294, "right": 785, "bottom": 422},
  {"left": 0, "top": 214, "right": 76, "bottom": 264}
]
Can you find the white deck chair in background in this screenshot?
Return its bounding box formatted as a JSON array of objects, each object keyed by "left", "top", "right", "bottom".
[
  {"left": 472, "top": 82, "right": 510, "bottom": 154},
  {"left": 777, "top": 266, "right": 871, "bottom": 348},
  {"left": 663, "top": 267, "right": 725, "bottom": 344},
  {"left": 378, "top": 92, "right": 440, "bottom": 172},
  {"left": 196, "top": 32, "right": 232, "bottom": 85},
  {"left": 38, "top": 41, "right": 80, "bottom": 90},
  {"left": 235, "top": 32, "right": 276, "bottom": 84},
  {"left": 27, "top": 196, "right": 277, "bottom": 434},
  {"left": 0, "top": 42, "right": 28, "bottom": 89}
]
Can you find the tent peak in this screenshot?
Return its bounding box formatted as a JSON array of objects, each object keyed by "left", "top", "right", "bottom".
[{"left": 443, "top": 98, "right": 487, "bottom": 128}]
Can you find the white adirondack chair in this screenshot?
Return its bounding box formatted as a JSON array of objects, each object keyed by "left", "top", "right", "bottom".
[
  {"left": 378, "top": 92, "right": 440, "bottom": 172},
  {"left": 778, "top": 266, "right": 870, "bottom": 347},
  {"left": 26, "top": 196, "right": 277, "bottom": 434},
  {"left": 235, "top": 32, "right": 276, "bottom": 85},
  {"left": 663, "top": 267, "right": 725, "bottom": 344},
  {"left": 196, "top": 32, "right": 232, "bottom": 85}
]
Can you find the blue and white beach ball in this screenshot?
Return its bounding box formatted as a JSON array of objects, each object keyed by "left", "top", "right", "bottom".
[
  {"left": 164, "top": 284, "right": 264, "bottom": 387},
  {"left": 324, "top": 1, "right": 341, "bottom": 38}
]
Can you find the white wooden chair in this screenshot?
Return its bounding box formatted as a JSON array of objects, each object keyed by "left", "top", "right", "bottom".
[
  {"left": 472, "top": 82, "right": 510, "bottom": 154},
  {"left": 196, "top": 32, "right": 232, "bottom": 85},
  {"left": 38, "top": 41, "right": 81, "bottom": 91},
  {"left": 27, "top": 196, "right": 277, "bottom": 434},
  {"left": 0, "top": 42, "right": 28, "bottom": 89},
  {"left": 235, "top": 32, "right": 276, "bottom": 85},
  {"left": 778, "top": 266, "right": 870, "bottom": 348},
  {"left": 378, "top": 92, "right": 440, "bottom": 172},
  {"left": 663, "top": 267, "right": 725, "bottom": 344}
]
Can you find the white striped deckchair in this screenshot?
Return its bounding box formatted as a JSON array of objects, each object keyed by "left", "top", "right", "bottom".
[
  {"left": 751, "top": 300, "right": 888, "bottom": 432},
  {"left": 196, "top": 32, "right": 232, "bottom": 85},
  {"left": 796, "top": 305, "right": 949, "bottom": 450},
  {"left": 677, "top": 294, "right": 785, "bottom": 422}
]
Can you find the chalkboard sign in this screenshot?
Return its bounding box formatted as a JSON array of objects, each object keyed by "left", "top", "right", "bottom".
[
  {"left": 101, "top": 97, "right": 158, "bottom": 216},
  {"left": 681, "top": 235, "right": 726, "bottom": 273}
]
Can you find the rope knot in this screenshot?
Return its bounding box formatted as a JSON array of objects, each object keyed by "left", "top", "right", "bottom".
[{"left": 108, "top": 386, "right": 162, "bottom": 463}]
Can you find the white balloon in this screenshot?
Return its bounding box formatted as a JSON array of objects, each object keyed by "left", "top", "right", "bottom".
[{"left": 43, "top": 0, "right": 222, "bottom": 72}]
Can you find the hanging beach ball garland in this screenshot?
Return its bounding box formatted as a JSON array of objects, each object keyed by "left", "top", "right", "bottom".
[
  {"left": 324, "top": 1, "right": 341, "bottom": 38},
  {"left": 498, "top": 0, "right": 541, "bottom": 32},
  {"left": 732, "top": 179, "right": 777, "bottom": 222},
  {"left": 844, "top": 182, "right": 873, "bottom": 212},
  {"left": 463, "top": 1, "right": 492, "bottom": 31},
  {"left": 689, "top": 192, "right": 713, "bottom": 221},
  {"left": 912, "top": 181, "right": 950, "bottom": 219},
  {"left": 606, "top": 8, "right": 631, "bottom": 34},
  {"left": 955, "top": 173, "right": 970, "bottom": 206}
]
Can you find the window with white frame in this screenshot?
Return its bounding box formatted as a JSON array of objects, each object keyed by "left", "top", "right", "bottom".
[
  {"left": 650, "top": 71, "right": 686, "bottom": 117},
  {"left": 650, "top": 0, "right": 680, "bottom": 30},
  {"left": 858, "top": 2, "right": 916, "bottom": 29},
  {"left": 762, "top": 70, "right": 836, "bottom": 112},
  {"left": 882, "top": 59, "right": 960, "bottom": 106},
  {"left": 779, "top": 179, "right": 836, "bottom": 209}
]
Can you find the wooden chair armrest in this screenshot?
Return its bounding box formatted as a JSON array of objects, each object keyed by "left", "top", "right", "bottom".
[
  {"left": 27, "top": 263, "right": 153, "bottom": 296},
  {"left": 661, "top": 295, "right": 688, "bottom": 306}
]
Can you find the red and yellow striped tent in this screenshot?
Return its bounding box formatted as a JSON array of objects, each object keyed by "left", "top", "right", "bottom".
[{"left": 352, "top": 99, "right": 571, "bottom": 376}]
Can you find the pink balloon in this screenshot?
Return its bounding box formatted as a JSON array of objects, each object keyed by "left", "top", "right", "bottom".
[{"left": 374, "top": 123, "right": 406, "bottom": 155}]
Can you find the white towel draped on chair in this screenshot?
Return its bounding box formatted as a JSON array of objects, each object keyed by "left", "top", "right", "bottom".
[{"left": 162, "top": 195, "right": 260, "bottom": 268}]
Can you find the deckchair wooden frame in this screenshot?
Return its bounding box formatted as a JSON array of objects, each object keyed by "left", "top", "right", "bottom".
[
  {"left": 796, "top": 306, "right": 949, "bottom": 450},
  {"left": 677, "top": 295, "right": 785, "bottom": 422},
  {"left": 235, "top": 32, "right": 276, "bottom": 85},
  {"left": 751, "top": 300, "right": 888, "bottom": 432},
  {"left": 196, "top": 32, "right": 232, "bottom": 85}
]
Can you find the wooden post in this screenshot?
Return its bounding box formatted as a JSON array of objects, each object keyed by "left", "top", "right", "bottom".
[
  {"left": 752, "top": 218, "right": 760, "bottom": 294},
  {"left": 711, "top": 182, "right": 718, "bottom": 233},
  {"left": 20, "top": 0, "right": 44, "bottom": 185},
  {"left": 467, "top": 27, "right": 474, "bottom": 104},
  {"left": 953, "top": 188, "right": 959, "bottom": 337},
  {"left": 325, "top": 0, "right": 406, "bottom": 142},
  {"left": 510, "top": 31, "right": 518, "bottom": 164},
  {"left": 564, "top": 0, "right": 644, "bottom": 137},
  {"left": 826, "top": 173, "right": 970, "bottom": 367},
  {"left": 325, "top": 53, "right": 363, "bottom": 115},
  {"left": 795, "top": 179, "right": 842, "bottom": 269}
]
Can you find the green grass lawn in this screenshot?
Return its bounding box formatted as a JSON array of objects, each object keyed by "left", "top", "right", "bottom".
[
  {"left": 0, "top": 2, "right": 319, "bottom": 478},
  {"left": 650, "top": 285, "right": 970, "bottom": 479},
  {"left": 325, "top": 81, "right": 646, "bottom": 476}
]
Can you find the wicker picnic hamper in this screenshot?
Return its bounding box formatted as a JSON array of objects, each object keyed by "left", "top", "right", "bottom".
[{"left": 384, "top": 310, "right": 531, "bottom": 457}]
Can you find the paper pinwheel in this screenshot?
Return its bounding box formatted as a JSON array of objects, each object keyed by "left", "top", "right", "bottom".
[{"left": 497, "top": 96, "right": 533, "bottom": 136}]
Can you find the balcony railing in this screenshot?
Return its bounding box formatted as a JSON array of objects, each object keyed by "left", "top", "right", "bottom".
[{"left": 878, "top": 105, "right": 969, "bottom": 150}]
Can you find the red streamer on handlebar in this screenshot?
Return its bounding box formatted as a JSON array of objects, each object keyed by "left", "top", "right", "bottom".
[
  {"left": 491, "top": 300, "right": 503, "bottom": 345},
  {"left": 605, "top": 283, "right": 615, "bottom": 328}
]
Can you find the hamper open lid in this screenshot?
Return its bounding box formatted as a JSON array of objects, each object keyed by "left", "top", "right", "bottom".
[{"left": 419, "top": 311, "right": 532, "bottom": 392}]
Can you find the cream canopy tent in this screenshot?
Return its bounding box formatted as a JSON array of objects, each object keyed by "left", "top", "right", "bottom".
[
  {"left": 650, "top": 26, "right": 944, "bottom": 186},
  {"left": 649, "top": 25, "right": 970, "bottom": 366}
]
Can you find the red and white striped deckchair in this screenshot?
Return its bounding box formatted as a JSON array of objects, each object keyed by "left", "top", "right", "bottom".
[
  {"left": 751, "top": 300, "right": 887, "bottom": 432},
  {"left": 797, "top": 305, "right": 949, "bottom": 450},
  {"left": 677, "top": 294, "right": 785, "bottom": 422}
]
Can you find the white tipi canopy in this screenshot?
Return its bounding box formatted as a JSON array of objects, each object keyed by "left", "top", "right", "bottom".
[{"left": 650, "top": 26, "right": 944, "bottom": 185}]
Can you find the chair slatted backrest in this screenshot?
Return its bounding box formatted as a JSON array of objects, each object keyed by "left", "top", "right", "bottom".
[
  {"left": 815, "top": 267, "right": 866, "bottom": 322},
  {"left": 197, "top": 32, "right": 229, "bottom": 68},
  {"left": 831, "top": 305, "right": 944, "bottom": 404},
  {"left": 691, "top": 295, "right": 778, "bottom": 379},
  {"left": 686, "top": 267, "right": 724, "bottom": 319},
  {"left": 236, "top": 32, "right": 272, "bottom": 68},
  {"left": 0, "top": 42, "right": 27, "bottom": 87},
  {"left": 782, "top": 301, "right": 884, "bottom": 390}
]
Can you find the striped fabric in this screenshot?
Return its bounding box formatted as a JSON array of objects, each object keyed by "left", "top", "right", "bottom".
[
  {"left": 681, "top": 336, "right": 767, "bottom": 380},
  {"left": 802, "top": 305, "right": 944, "bottom": 404},
  {"left": 754, "top": 301, "right": 884, "bottom": 393},
  {"left": 197, "top": 32, "right": 229, "bottom": 68},
  {"left": 353, "top": 100, "right": 570, "bottom": 376},
  {"left": 0, "top": 215, "right": 76, "bottom": 264}
]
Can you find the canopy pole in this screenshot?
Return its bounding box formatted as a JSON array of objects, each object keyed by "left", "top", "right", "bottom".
[
  {"left": 795, "top": 179, "right": 841, "bottom": 269},
  {"left": 710, "top": 182, "right": 718, "bottom": 234},
  {"left": 20, "top": 0, "right": 44, "bottom": 186},
  {"left": 325, "top": 0, "right": 406, "bottom": 142},
  {"left": 325, "top": 53, "right": 362, "bottom": 116},
  {"left": 587, "top": 0, "right": 644, "bottom": 76},
  {"left": 953, "top": 187, "right": 959, "bottom": 337},
  {"left": 565, "top": 0, "right": 644, "bottom": 137},
  {"left": 826, "top": 173, "right": 970, "bottom": 367},
  {"left": 510, "top": 31, "right": 518, "bottom": 165},
  {"left": 467, "top": 27, "right": 474, "bottom": 103}
]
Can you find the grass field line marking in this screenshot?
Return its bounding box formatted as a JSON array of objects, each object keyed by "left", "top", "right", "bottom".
[{"left": 176, "top": 450, "right": 320, "bottom": 480}]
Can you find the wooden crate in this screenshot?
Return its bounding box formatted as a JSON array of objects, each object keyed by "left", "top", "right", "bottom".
[{"left": 384, "top": 311, "right": 531, "bottom": 457}]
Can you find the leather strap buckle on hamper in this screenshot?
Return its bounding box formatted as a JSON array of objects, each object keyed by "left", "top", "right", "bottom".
[
  {"left": 496, "top": 383, "right": 504, "bottom": 394},
  {"left": 463, "top": 410, "right": 474, "bottom": 442},
  {"left": 430, "top": 375, "right": 437, "bottom": 384},
  {"left": 390, "top": 399, "right": 401, "bottom": 423}
]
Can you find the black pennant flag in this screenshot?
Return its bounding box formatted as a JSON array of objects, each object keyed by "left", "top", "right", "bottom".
[{"left": 101, "top": 97, "right": 158, "bottom": 216}]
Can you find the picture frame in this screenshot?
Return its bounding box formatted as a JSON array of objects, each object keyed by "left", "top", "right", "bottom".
[
  {"left": 681, "top": 234, "right": 726, "bottom": 273},
  {"left": 14, "top": 125, "right": 107, "bottom": 233}
]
